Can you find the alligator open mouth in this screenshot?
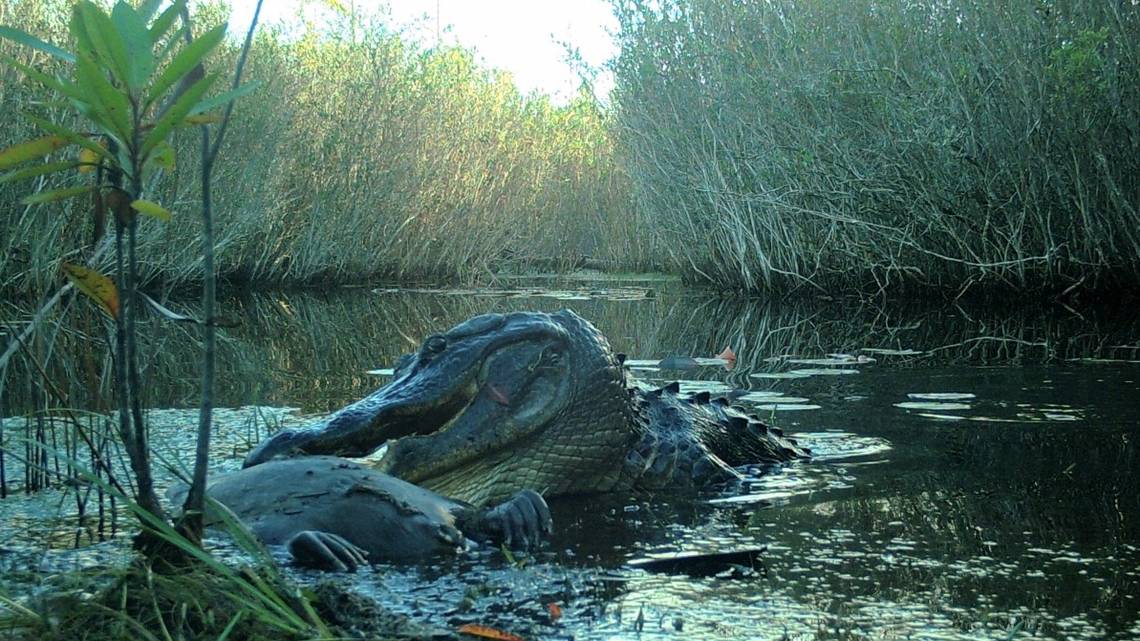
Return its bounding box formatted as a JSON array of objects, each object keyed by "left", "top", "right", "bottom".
[{"left": 243, "top": 313, "right": 574, "bottom": 471}]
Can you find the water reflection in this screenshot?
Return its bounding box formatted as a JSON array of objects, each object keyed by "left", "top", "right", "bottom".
[{"left": 1, "top": 286, "right": 1138, "bottom": 639}]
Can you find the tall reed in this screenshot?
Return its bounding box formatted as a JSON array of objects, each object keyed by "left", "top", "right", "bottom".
[
  {"left": 610, "top": 0, "right": 1140, "bottom": 296},
  {"left": 0, "top": 2, "right": 641, "bottom": 299}
]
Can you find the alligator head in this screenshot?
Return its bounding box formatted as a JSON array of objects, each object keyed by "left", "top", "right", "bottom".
[{"left": 244, "top": 310, "right": 637, "bottom": 505}]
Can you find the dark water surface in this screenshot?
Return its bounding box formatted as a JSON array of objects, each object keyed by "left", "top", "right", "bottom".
[{"left": 2, "top": 281, "right": 1138, "bottom": 640}]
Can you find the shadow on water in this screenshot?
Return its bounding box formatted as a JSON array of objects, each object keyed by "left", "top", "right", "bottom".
[{"left": 1, "top": 284, "right": 1139, "bottom": 639}]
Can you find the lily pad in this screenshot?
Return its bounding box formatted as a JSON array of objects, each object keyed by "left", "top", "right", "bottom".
[
  {"left": 750, "top": 371, "right": 811, "bottom": 380},
  {"left": 752, "top": 403, "right": 823, "bottom": 411},
  {"left": 788, "top": 368, "right": 860, "bottom": 376},
  {"left": 734, "top": 391, "right": 787, "bottom": 402},
  {"left": 741, "top": 395, "right": 811, "bottom": 404},
  {"left": 786, "top": 357, "right": 862, "bottom": 366},
  {"left": 623, "top": 359, "right": 662, "bottom": 370},
  {"left": 861, "top": 348, "right": 924, "bottom": 356},
  {"left": 915, "top": 412, "right": 967, "bottom": 421},
  {"left": 895, "top": 401, "right": 972, "bottom": 411},
  {"left": 1043, "top": 412, "right": 1081, "bottom": 422},
  {"left": 907, "top": 392, "right": 976, "bottom": 401}
]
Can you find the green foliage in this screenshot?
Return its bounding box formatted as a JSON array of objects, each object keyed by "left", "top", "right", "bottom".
[
  {"left": 0, "top": 0, "right": 260, "bottom": 545},
  {"left": 1047, "top": 27, "right": 1110, "bottom": 105},
  {"left": 0, "top": 1, "right": 252, "bottom": 212}
]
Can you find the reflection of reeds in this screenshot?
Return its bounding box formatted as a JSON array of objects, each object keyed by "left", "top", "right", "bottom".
[{"left": 5, "top": 291, "right": 1139, "bottom": 419}]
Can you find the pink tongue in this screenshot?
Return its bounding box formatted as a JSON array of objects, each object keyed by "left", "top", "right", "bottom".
[{"left": 485, "top": 383, "right": 511, "bottom": 406}]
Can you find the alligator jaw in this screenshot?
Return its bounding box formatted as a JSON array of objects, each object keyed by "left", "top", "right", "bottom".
[
  {"left": 375, "top": 336, "right": 574, "bottom": 488},
  {"left": 243, "top": 313, "right": 572, "bottom": 468}
]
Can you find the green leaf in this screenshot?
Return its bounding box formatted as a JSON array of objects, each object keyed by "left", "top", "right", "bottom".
[
  {"left": 21, "top": 185, "right": 97, "bottom": 205},
  {"left": 0, "top": 135, "right": 71, "bottom": 170},
  {"left": 130, "top": 198, "right": 172, "bottom": 222},
  {"left": 0, "top": 161, "right": 79, "bottom": 184},
  {"left": 0, "top": 53, "right": 86, "bottom": 103},
  {"left": 73, "top": 53, "right": 132, "bottom": 141},
  {"left": 73, "top": 1, "right": 131, "bottom": 88},
  {"left": 22, "top": 114, "right": 112, "bottom": 162},
  {"left": 187, "top": 80, "right": 262, "bottom": 116},
  {"left": 69, "top": 5, "right": 96, "bottom": 60},
  {"left": 142, "top": 71, "right": 217, "bottom": 159},
  {"left": 146, "top": 23, "right": 225, "bottom": 109},
  {"left": 111, "top": 1, "right": 155, "bottom": 91},
  {"left": 148, "top": 0, "right": 187, "bottom": 43},
  {"left": 148, "top": 141, "right": 176, "bottom": 170},
  {"left": 0, "top": 26, "right": 75, "bottom": 63},
  {"left": 137, "top": 0, "right": 164, "bottom": 21}
]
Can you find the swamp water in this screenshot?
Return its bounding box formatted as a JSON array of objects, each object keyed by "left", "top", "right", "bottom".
[{"left": 1, "top": 282, "right": 1137, "bottom": 640}]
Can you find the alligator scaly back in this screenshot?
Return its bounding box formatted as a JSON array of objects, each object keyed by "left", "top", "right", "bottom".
[{"left": 622, "top": 381, "right": 810, "bottom": 490}]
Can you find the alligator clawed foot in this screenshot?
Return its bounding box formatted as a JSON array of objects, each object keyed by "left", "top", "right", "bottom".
[
  {"left": 470, "top": 489, "right": 553, "bottom": 551},
  {"left": 287, "top": 530, "right": 369, "bottom": 572}
]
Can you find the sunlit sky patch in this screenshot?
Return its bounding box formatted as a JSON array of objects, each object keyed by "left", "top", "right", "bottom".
[{"left": 226, "top": 1, "right": 618, "bottom": 103}]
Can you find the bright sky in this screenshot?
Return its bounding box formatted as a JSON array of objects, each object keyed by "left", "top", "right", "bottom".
[{"left": 227, "top": 1, "right": 618, "bottom": 102}]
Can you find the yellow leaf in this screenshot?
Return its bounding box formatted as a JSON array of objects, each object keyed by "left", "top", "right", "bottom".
[
  {"left": 62, "top": 262, "right": 119, "bottom": 319},
  {"left": 78, "top": 146, "right": 102, "bottom": 174},
  {"left": 0, "top": 135, "right": 70, "bottom": 170},
  {"left": 130, "top": 199, "right": 172, "bottom": 222},
  {"left": 183, "top": 113, "right": 222, "bottom": 125}
]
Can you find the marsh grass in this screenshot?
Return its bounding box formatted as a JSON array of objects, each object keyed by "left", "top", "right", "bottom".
[
  {"left": 611, "top": 0, "right": 1140, "bottom": 296},
  {"left": 0, "top": 445, "right": 335, "bottom": 641},
  {"left": 0, "top": 1, "right": 643, "bottom": 299}
]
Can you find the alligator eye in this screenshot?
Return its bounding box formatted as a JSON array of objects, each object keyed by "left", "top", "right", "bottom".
[{"left": 423, "top": 335, "right": 447, "bottom": 355}]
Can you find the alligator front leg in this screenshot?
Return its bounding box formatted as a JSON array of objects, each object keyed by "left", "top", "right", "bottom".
[{"left": 455, "top": 489, "right": 553, "bottom": 551}]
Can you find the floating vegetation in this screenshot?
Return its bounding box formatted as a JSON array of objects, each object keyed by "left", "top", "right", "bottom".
[
  {"left": 751, "top": 403, "right": 823, "bottom": 412},
  {"left": 734, "top": 391, "right": 790, "bottom": 402},
  {"left": 916, "top": 412, "right": 968, "bottom": 421},
  {"left": 622, "top": 359, "right": 662, "bottom": 370},
  {"left": 785, "top": 355, "right": 875, "bottom": 366},
  {"left": 790, "top": 432, "right": 894, "bottom": 461},
  {"left": 861, "top": 348, "right": 925, "bottom": 356},
  {"left": 787, "top": 368, "right": 860, "bottom": 377},
  {"left": 895, "top": 401, "right": 973, "bottom": 411},
  {"left": 750, "top": 371, "right": 812, "bottom": 380},
  {"left": 907, "top": 393, "right": 977, "bottom": 401},
  {"left": 624, "top": 356, "right": 732, "bottom": 371}
]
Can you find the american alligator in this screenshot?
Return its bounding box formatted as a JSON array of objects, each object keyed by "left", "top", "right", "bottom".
[
  {"left": 244, "top": 310, "right": 809, "bottom": 506},
  {"left": 171, "top": 457, "right": 551, "bottom": 570}
]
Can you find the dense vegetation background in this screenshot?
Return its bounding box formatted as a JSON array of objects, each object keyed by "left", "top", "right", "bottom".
[
  {"left": 611, "top": 0, "right": 1140, "bottom": 295},
  {"left": 2, "top": 0, "right": 1138, "bottom": 298}
]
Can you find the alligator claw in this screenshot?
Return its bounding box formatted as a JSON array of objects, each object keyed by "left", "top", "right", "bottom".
[
  {"left": 287, "top": 530, "right": 369, "bottom": 572},
  {"left": 471, "top": 489, "right": 552, "bottom": 551}
]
